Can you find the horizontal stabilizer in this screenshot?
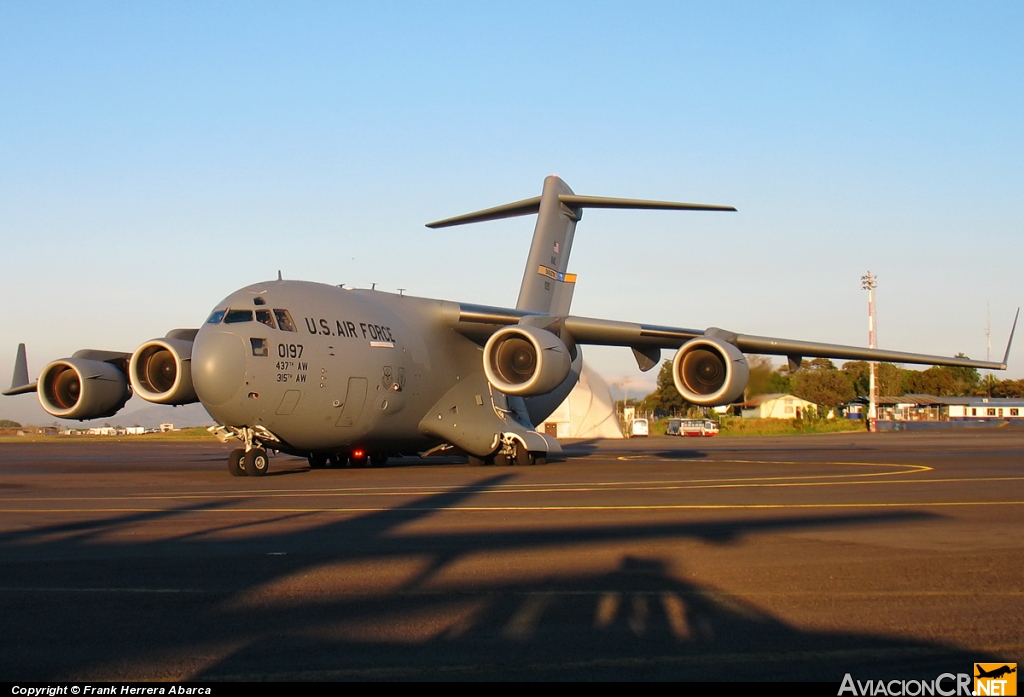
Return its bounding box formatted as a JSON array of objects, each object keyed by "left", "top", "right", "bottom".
[
  {"left": 426, "top": 193, "right": 735, "bottom": 228},
  {"left": 558, "top": 195, "right": 735, "bottom": 213}
]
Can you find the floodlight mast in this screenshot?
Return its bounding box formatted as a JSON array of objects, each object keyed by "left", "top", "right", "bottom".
[{"left": 861, "top": 272, "right": 878, "bottom": 432}]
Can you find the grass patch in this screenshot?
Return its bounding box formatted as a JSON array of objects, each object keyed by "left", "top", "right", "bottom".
[
  {"left": 648, "top": 417, "right": 866, "bottom": 437},
  {"left": 0, "top": 427, "right": 219, "bottom": 444},
  {"left": 718, "top": 417, "right": 866, "bottom": 437}
]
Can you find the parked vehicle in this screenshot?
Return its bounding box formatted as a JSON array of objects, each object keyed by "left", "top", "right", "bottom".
[
  {"left": 667, "top": 418, "right": 719, "bottom": 437},
  {"left": 629, "top": 418, "right": 650, "bottom": 437}
]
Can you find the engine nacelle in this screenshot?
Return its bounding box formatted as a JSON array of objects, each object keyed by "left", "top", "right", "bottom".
[
  {"left": 672, "top": 337, "right": 749, "bottom": 406},
  {"left": 38, "top": 358, "right": 131, "bottom": 420},
  {"left": 129, "top": 338, "right": 198, "bottom": 405},
  {"left": 483, "top": 325, "right": 572, "bottom": 396}
]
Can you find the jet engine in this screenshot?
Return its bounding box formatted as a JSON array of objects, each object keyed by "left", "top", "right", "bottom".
[
  {"left": 129, "top": 337, "right": 198, "bottom": 405},
  {"left": 483, "top": 325, "right": 572, "bottom": 396},
  {"left": 671, "top": 337, "right": 749, "bottom": 406},
  {"left": 38, "top": 358, "right": 131, "bottom": 420}
]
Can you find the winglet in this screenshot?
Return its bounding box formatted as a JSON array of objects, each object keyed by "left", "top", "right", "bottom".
[
  {"left": 1001, "top": 308, "right": 1019, "bottom": 368},
  {"left": 2, "top": 343, "right": 38, "bottom": 396}
]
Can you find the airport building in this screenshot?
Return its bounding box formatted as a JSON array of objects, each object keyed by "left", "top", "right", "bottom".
[
  {"left": 737, "top": 393, "right": 824, "bottom": 420},
  {"left": 845, "top": 395, "right": 1024, "bottom": 429}
]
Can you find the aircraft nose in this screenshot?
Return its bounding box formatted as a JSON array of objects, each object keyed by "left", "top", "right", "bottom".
[{"left": 192, "top": 330, "right": 247, "bottom": 407}]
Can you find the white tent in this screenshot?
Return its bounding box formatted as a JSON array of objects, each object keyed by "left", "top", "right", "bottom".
[{"left": 541, "top": 364, "right": 624, "bottom": 439}]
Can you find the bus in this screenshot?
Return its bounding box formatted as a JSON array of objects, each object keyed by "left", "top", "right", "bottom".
[{"left": 666, "top": 418, "right": 719, "bottom": 437}]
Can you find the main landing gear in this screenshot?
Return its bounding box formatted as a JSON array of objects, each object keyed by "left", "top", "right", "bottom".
[{"left": 468, "top": 440, "right": 547, "bottom": 467}]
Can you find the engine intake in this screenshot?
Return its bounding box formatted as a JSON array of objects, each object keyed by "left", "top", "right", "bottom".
[
  {"left": 129, "top": 338, "right": 198, "bottom": 405},
  {"left": 38, "top": 358, "right": 131, "bottom": 420},
  {"left": 672, "top": 337, "right": 749, "bottom": 406},
  {"left": 483, "top": 325, "right": 572, "bottom": 396}
]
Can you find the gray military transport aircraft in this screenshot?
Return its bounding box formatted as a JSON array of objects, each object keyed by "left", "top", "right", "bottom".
[{"left": 4, "top": 176, "right": 1016, "bottom": 476}]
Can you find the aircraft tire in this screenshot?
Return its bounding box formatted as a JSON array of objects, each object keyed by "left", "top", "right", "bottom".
[
  {"left": 493, "top": 452, "right": 512, "bottom": 467},
  {"left": 308, "top": 453, "right": 327, "bottom": 470},
  {"left": 530, "top": 452, "right": 547, "bottom": 466},
  {"left": 350, "top": 451, "right": 369, "bottom": 468},
  {"left": 228, "top": 449, "right": 246, "bottom": 477},
  {"left": 327, "top": 453, "right": 346, "bottom": 468},
  {"left": 514, "top": 446, "right": 532, "bottom": 467},
  {"left": 370, "top": 453, "right": 388, "bottom": 468},
  {"left": 467, "top": 455, "right": 488, "bottom": 466},
  {"left": 245, "top": 448, "right": 269, "bottom": 477}
]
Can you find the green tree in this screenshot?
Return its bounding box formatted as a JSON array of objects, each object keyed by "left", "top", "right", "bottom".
[
  {"left": 765, "top": 370, "right": 795, "bottom": 395},
  {"left": 793, "top": 364, "right": 856, "bottom": 408},
  {"left": 641, "top": 360, "right": 690, "bottom": 416},
  {"left": 744, "top": 355, "right": 776, "bottom": 399},
  {"left": 842, "top": 361, "right": 870, "bottom": 397},
  {"left": 979, "top": 373, "right": 1000, "bottom": 397},
  {"left": 0, "top": 419, "right": 22, "bottom": 428},
  {"left": 992, "top": 379, "right": 1024, "bottom": 398},
  {"left": 877, "top": 363, "right": 906, "bottom": 396},
  {"left": 946, "top": 355, "right": 981, "bottom": 393},
  {"left": 903, "top": 367, "right": 959, "bottom": 396}
]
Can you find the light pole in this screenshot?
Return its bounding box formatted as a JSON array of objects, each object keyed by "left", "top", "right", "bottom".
[{"left": 861, "top": 272, "right": 878, "bottom": 432}]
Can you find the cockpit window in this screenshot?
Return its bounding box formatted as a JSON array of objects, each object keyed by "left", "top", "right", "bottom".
[
  {"left": 253, "top": 297, "right": 267, "bottom": 306},
  {"left": 225, "top": 309, "right": 254, "bottom": 324},
  {"left": 255, "top": 309, "right": 276, "bottom": 329},
  {"left": 206, "top": 310, "right": 226, "bottom": 324},
  {"left": 274, "top": 309, "right": 297, "bottom": 332}
]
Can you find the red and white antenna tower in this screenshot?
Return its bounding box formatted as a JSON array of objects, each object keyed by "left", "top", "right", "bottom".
[{"left": 861, "top": 272, "right": 878, "bottom": 432}]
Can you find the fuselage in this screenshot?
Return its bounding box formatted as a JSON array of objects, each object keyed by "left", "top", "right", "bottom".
[{"left": 191, "top": 280, "right": 509, "bottom": 456}]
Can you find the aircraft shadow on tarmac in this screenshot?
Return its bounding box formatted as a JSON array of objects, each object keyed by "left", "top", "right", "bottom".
[
  {"left": 0, "top": 475, "right": 1000, "bottom": 681},
  {"left": 559, "top": 438, "right": 711, "bottom": 460}
]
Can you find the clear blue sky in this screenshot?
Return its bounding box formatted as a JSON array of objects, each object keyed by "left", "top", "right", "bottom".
[{"left": 2, "top": 2, "right": 1022, "bottom": 424}]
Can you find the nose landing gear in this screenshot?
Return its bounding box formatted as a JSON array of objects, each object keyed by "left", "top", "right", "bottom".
[
  {"left": 228, "top": 447, "right": 270, "bottom": 476},
  {"left": 226, "top": 427, "right": 274, "bottom": 477}
]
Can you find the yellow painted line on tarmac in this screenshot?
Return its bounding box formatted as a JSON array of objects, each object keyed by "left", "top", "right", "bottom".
[
  {"left": 0, "top": 460, "right": 935, "bottom": 499},
  {"left": 3, "top": 474, "right": 1023, "bottom": 504},
  {"left": 0, "top": 459, "right": 935, "bottom": 501},
  {"left": 2, "top": 500, "right": 1022, "bottom": 513}
]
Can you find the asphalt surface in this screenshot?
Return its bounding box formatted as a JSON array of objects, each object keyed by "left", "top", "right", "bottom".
[{"left": 0, "top": 430, "right": 1021, "bottom": 681}]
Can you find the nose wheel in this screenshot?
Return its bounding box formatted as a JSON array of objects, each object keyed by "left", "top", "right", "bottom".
[
  {"left": 227, "top": 447, "right": 270, "bottom": 476},
  {"left": 228, "top": 449, "right": 246, "bottom": 476},
  {"left": 245, "top": 448, "right": 269, "bottom": 476}
]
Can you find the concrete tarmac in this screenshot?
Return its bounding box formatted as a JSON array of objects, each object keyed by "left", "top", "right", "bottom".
[{"left": 0, "top": 430, "right": 1021, "bottom": 681}]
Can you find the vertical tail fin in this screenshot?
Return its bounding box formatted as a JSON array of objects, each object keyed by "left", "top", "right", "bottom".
[
  {"left": 515, "top": 176, "right": 580, "bottom": 313},
  {"left": 3, "top": 343, "right": 37, "bottom": 396}
]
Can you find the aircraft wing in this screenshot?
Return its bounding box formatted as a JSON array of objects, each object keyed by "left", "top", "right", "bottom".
[{"left": 454, "top": 303, "right": 1013, "bottom": 371}]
